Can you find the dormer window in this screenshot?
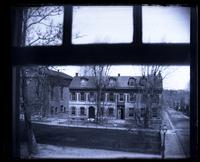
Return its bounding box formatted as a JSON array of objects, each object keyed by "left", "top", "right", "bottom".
[
  {"left": 128, "top": 77, "right": 136, "bottom": 86},
  {"left": 80, "top": 77, "right": 88, "bottom": 87},
  {"left": 139, "top": 76, "right": 147, "bottom": 86},
  {"left": 109, "top": 77, "right": 116, "bottom": 87}
]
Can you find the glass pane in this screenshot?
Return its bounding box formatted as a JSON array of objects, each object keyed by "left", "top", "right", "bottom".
[
  {"left": 23, "top": 6, "right": 64, "bottom": 46},
  {"left": 142, "top": 6, "right": 190, "bottom": 43},
  {"left": 72, "top": 6, "right": 133, "bottom": 44}
]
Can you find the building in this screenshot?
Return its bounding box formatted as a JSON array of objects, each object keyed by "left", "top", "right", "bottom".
[
  {"left": 20, "top": 67, "right": 73, "bottom": 116},
  {"left": 68, "top": 73, "right": 163, "bottom": 128},
  {"left": 162, "top": 89, "right": 190, "bottom": 115}
]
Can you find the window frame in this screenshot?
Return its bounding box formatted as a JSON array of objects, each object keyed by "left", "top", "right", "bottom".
[
  {"left": 71, "top": 92, "right": 76, "bottom": 101},
  {"left": 71, "top": 106, "right": 76, "bottom": 115},
  {"left": 80, "top": 107, "right": 86, "bottom": 116},
  {"left": 80, "top": 92, "right": 85, "bottom": 101},
  {"left": 128, "top": 108, "right": 134, "bottom": 117},
  {"left": 129, "top": 93, "right": 137, "bottom": 102},
  {"left": 108, "top": 107, "right": 114, "bottom": 117},
  {"left": 10, "top": 2, "right": 198, "bottom": 159}
]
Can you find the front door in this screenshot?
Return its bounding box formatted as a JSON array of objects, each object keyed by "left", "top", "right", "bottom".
[
  {"left": 121, "top": 108, "right": 124, "bottom": 119},
  {"left": 89, "top": 106, "right": 95, "bottom": 118},
  {"left": 117, "top": 106, "right": 125, "bottom": 119}
]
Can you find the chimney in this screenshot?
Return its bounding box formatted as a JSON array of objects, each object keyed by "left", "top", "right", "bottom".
[
  {"left": 118, "top": 73, "right": 120, "bottom": 77},
  {"left": 75, "top": 73, "right": 78, "bottom": 77}
]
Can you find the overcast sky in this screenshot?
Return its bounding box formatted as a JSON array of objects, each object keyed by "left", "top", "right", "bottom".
[{"left": 53, "top": 65, "right": 190, "bottom": 90}]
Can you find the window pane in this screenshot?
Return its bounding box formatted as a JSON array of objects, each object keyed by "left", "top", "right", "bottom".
[
  {"left": 72, "top": 6, "right": 133, "bottom": 44},
  {"left": 142, "top": 6, "right": 190, "bottom": 43},
  {"left": 23, "top": 6, "right": 64, "bottom": 46}
]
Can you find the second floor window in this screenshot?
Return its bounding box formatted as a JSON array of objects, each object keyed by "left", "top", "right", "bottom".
[
  {"left": 108, "top": 93, "right": 115, "bottom": 102},
  {"left": 129, "top": 108, "right": 134, "bottom": 117},
  {"left": 89, "top": 92, "right": 96, "bottom": 102},
  {"left": 71, "top": 107, "right": 76, "bottom": 115},
  {"left": 80, "top": 92, "right": 86, "bottom": 101},
  {"left": 129, "top": 93, "right": 136, "bottom": 102},
  {"left": 119, "top": 93, "right": 124, "bottom": 101},
  {"left": 152, "top": 107, "right": 158, "bottom": 117},
  {"left": 80, "top": 107, "right": 86, "bottom": 116},
  {"left": 71, "top": 92, "right": 76, "bottom": 101}
]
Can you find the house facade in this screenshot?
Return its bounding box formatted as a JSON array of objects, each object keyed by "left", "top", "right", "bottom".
[
  {"left": 68, "top": 73, "right": 163, "bottom": 127},
  {"left": 20, "top": 67, "right": 73, "bottom": 116}
]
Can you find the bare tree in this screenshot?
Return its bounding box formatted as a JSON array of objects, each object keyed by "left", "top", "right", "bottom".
[
  {"left": 20, "top": 65, "right": 61, "bottom": 156},
  {"left": 138, "top": 65, "right": 179, "bottom": 128},
  {"left": 20, "top": 6, "right": 64, "bottom": 157},
  {"left": 80, "top": 65, "right": 111, "bottom": 122},
  {"left": 22, "top": 6, "right": 63, "bottom": 46},
  {"left": 21, "top": 67, "right": 38, "bottom": 156}
]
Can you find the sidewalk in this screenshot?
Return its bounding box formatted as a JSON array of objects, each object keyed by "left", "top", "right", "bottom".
[
  {"left": 162, "top": 108, "right": 188, "bottom": 159},
  {"left": 21, "top": 143, "right": 161, "bottom": 159},
  {"left": 164, "top": 130, "right": 186, "bottom": 159}
]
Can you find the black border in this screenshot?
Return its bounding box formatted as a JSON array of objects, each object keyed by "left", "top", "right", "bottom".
[{"left": 1, "top": 0, "right": 198, "bottom": 160}]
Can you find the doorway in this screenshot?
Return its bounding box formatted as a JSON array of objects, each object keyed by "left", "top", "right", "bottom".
[{"left": 88, "top": 106, "right": 95, "bottom": 118}]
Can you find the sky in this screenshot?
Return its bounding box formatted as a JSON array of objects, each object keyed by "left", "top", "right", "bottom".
[
  {"left": 27, "top": 6, "right": 190, "bottom": 45},
  {"left": 53, "top": 65, "right": 190, "bottom": 90}
]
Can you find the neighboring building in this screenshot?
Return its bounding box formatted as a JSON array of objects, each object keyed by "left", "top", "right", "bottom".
[
  {"left": 162, "top": 89, "right": 190, "bottom": 115},
  {"left": 68, "top": 73, "right": 163, "bottom": 128},
  {"left": 20, "top": 67, "right": 73, "bottom": 116}
]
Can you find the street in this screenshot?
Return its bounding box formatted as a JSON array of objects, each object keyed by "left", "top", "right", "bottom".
[{"left": 162, "top": 106, "right": 190, "bottom": 158}]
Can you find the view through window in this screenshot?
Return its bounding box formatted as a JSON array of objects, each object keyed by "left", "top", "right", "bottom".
[
  {"left": 19, "top": 65, "right": 190, "bottom": 159},
  {"left": 11, "top": 4, "right": 194, "bottom": 160}
]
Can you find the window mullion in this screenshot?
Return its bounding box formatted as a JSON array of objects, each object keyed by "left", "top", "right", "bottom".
[
  {"left": 62, "top": 5, "right": 72, "bottom": 46},
  {"left": 133, "top": 5, "right": 142, "bottom": 47}
]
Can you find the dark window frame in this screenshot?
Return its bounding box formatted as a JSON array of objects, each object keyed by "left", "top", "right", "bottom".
[
  {"left": 129, "top": 108, "right": 134, "bottom": 117},
  {"left": 80, "top": 107, "right": 86, "bottom": 116},
  {"left": 71, "top": 92, "right": 76, "bottom": 101},
  {"left": 10, "top": 2, "right": 198, "bottom": 160},
  {"left": 108, "top": 93, "right": 115, "bottom": 102},
  {"left": 71, "top": 106, "right": 76, "bottom": 115},
  {"left": 108, "top": 107, "right": 114, "bottom": 117},
  {"left": 119, "top": 93, "right": 124, "bottom": 102},
  {"left": 129, "top": 93, "right": 136, "bottom": 102},
  {"left": 80, "top": 92, "right": 86, "bottom": 101}
]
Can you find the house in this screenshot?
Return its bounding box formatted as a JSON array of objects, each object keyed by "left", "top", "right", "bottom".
[
  {"left": 20, "top": 67, "right": 73, "bottom": 117},
  {"left": 68, "top": 73, "right": 163, "bottom": 128}
]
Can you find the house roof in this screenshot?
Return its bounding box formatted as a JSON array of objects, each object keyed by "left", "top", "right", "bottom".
[
  {"left": 69, "top": 75, "right": 146, "bottom": 90},
  {"left": 47, "top": 70, "right": 73, "bottom": 80}
]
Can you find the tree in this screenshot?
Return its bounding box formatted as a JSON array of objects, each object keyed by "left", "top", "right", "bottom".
[
  {"left": 22, "top": 6, "right": 63, "bottom": 46},
  {"left": 138, "top": 65, "right": 178, "bottom": 128},
  {"left": 80, "top": 65, "right": 111, "bottom": 122},
  {"left": 21, "top": 67, "right": 38, "bottom": 156}
]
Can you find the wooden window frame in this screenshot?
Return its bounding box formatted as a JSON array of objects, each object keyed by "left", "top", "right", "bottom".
[{"left": 10, "top": 2, "right": 198, "bottom": 159}]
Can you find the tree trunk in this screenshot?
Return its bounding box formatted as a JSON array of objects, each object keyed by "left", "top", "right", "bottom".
[
  {"left": 21, "top": 68, "right": 37, "bottom": 156},
  {"left": 96, "top": 88, "right": 101, "bottom": 123}
]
